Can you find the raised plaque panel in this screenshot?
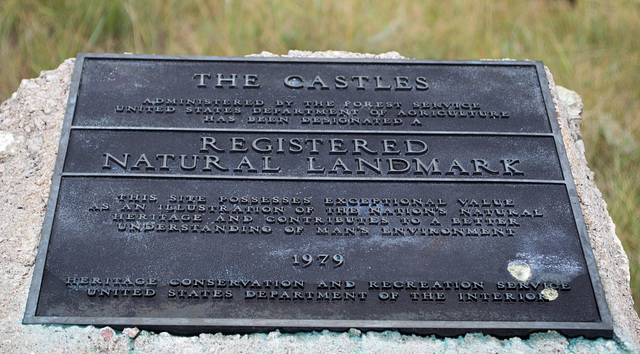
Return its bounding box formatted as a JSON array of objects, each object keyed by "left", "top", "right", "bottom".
[
  {"left": 63, "top": 130, "right": 564, "bottom": 181},
  {"left": 24, "top": 54, "right": 613, "bottom": 338},
  {"left": 72, "top": 59, "right": 551, "bottom": 132}
]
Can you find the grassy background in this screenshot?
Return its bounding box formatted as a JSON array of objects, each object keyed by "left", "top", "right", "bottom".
[{"left": 1, "top": 0, "right": 638, "bottom": 310}]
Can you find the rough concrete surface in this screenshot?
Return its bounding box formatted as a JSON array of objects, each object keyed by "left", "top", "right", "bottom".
[{"left": 0, "top": 51, "right": 638, "bottom": 353}]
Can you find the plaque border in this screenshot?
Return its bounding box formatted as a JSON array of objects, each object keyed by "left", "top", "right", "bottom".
[{"left": 23, "top": 53, "right": 613, "bottom": 339}]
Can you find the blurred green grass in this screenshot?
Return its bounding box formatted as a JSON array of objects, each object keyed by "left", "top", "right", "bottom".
[{"left": 1, "top": 0, "right": 639, "bottom": 311}]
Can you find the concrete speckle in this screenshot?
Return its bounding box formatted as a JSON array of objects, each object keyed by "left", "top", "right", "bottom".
[
  {"left": 0, "top": 51, "right": 637, "bottom": 352},
  {"left": 0, "top": 131, "right": 16, "bottom": 155},
  {"left": 123, "top": 327, "right": 140, "bottom": 339}
]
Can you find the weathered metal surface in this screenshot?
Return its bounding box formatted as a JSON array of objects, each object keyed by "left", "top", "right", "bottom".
[{"left": 24, "top": 54, "right": 612, "bottom": 338}]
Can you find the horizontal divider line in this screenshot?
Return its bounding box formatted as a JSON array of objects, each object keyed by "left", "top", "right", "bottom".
[
  {"left": 60, "top": 172, "right": 565, "bottom": 184},
  {"left": 68, "top": 126, "right": 554, "bottom": 137}
]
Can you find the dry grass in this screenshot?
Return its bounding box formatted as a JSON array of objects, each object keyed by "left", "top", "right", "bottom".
[{"left": 1, "top": 0, "right": 639, "bottom": 310}]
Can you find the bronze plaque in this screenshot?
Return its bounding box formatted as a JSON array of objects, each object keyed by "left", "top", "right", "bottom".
[{"left": 24, "top": 54, "right": 613, "bottom": 338}]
